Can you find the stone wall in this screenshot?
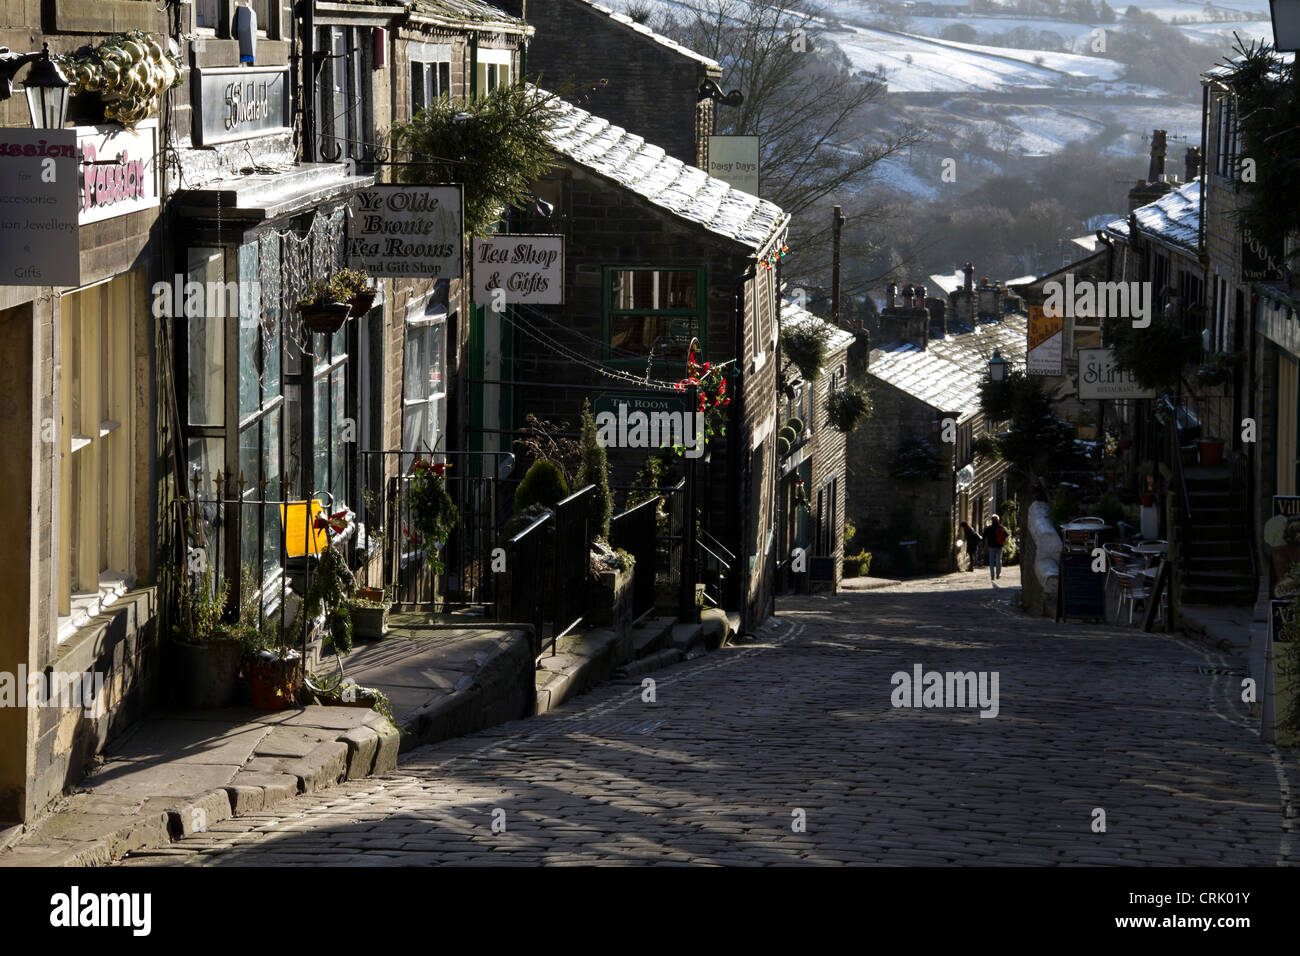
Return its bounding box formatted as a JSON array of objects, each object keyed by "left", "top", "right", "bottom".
[{"left": 494, "top": 0, "right": 718, "bottom": 167}]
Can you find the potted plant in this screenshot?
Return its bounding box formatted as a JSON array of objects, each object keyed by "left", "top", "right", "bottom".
[
  {"left": 171, "top": 564, "right": 244, "bottom": 709},
  {"left": 332, "top": 267, "right": 376, "bottom": 318},
  {"left": 297, "top": 278, "right": 352, "bottom": 334},
  {"left": 1197, "top": 435, "right": 1226, "bottom": 467},
  {"left": 843, "top": 549, "right": 871, "bottom": 578},
  {"left": 305, "top": 672, "right": 395, "bottom": 723},
  {"left": 349, "top": 586, "right": 392, "bottom": 640},
  {"left": 827, "top": 384, "right": 873, "bottom": 434}
]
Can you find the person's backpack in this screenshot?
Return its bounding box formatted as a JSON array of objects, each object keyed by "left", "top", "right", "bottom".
[{"left": 994, "top": 525, "right": 1007, "bottom": 546}]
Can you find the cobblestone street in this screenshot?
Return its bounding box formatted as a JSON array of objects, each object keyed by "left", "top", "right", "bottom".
[{"left": 122, "top": 569, "right": 1298, "bottom": 866}]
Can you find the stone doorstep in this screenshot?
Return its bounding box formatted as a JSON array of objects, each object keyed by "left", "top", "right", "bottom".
[{"left": 0, "top": 712, "right": 400, "bottom": 868}]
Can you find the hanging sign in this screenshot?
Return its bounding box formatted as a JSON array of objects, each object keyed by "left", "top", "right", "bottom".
[
  {"left": 346, "top": 184, "right": 463, "bottom": 278},
  {"left": 1026, "top": 304, "right": 1063, "bottom": 375},
  {"left": 0, "top": 129, "right": 80, "bottom": 287},
  {"left": 77, "top": 120, "right": 160, "bottom": 225},
  {"left": 472, "top": 235, "right": 564, "bottom": 304},
  {"left": 708, "top": 135, "right": 759, "bottom": 195},
  {"left": 193, "top": 66, "right": 291, "bottom": 146},
  {"left": 1077, "top": 347, "right": 1154, "bottom": 400}
]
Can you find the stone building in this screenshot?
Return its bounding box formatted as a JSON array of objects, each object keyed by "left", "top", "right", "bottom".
[
  {"left": 774, "top": 298, "right": 857, "bottom": 594},
  {"left": 846, "top": 286, "right": 1027, "bottom": 577},
  {"left": 494, "top": 0, "right": 723, "bottom": 168},
  {"left": 503, "top": 94, "right": 789, "bottom": 630}
]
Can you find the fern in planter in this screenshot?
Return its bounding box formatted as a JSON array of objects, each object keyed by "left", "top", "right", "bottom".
[
  {"left": 1221, "top": 37, "right": 1300, "bottom": 265},
  {"left": 781, "top": 322, "right": 834, "bottom": 382},
  {"left": 392, "top": 83, "right": 561, "bottom": 238},
  {"left": 827, "top": 384, "right": 873, "bottom": 433}
]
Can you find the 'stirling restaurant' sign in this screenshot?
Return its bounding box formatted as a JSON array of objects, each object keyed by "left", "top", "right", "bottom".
[
  {"left": 193, "top": 66, "right": 291, "bottom": 146},
  {"left": 1077, "top": 347, "right": 1155, "bottom": 400},
  {"left": 347, "top": 185, "right": 463, "bottom": 278},
  {"left": 472, "top": 235, "right": 564, "bottom": 305}
]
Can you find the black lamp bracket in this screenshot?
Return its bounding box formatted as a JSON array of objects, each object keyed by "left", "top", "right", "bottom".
[
  {"left": 698, "top": 79, "right": 743, "bottom": 107},
  {"left": 0, "top": 47, "right": 42, "bottom": 100}
]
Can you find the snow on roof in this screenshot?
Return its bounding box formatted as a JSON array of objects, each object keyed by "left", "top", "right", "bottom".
[
  {"left": 782, "top": 298, "right": 854, "bottom": 352},
  {"left": 1104, "top": 179, "right": 1200, "bottom": 251},
  {"left": 928, "top": 269, "right": 966, "bottom": 295},
  {"left": 869, "top": 314, "right": 1029, "bottom": 417},
  {"left": 411, "top": 0, "right": 529, "bottom": 29},
  {"left": 561, "top": 1, "right": 721, "bottom": 71},
  {"left": 543, "top": 91, "right": 788, "bottom": 251}
]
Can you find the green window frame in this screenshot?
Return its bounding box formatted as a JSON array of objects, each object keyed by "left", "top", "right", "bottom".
[{"left": 602, "top": 266, "right": 707, "bottom": 367}]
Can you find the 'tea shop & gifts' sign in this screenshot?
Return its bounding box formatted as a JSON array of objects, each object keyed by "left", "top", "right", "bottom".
[
  {"left": 0, "top": 129, "right": 80, "bottom": 287},
  {"left": 472, "top": 235, "right": 563, "bottom": 305},
  {"left": 346, "top": 185, "right": 463, "bottom": 278},
  {"left": 77, "top": 120, "right": 160, "bottom": 225}
]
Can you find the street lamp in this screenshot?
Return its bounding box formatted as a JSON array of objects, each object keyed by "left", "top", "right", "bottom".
[
  {"left": 988, "top": 349, "right": 1006, "bottom": 383},
  {"left": 1270, "top": 0, "right": 1300, "bottom": 52},
  {"left": 0, "top": 43, "right": 70, "bottom": 129}
]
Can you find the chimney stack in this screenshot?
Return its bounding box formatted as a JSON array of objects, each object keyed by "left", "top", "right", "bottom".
[
  {"left": 1147, "top": 129, "right": 1167, "bottom": 183},
  {"left": 1185, "top": 145, "right": 1201, "bottom": 182},
  {"left": 963, "top": 262, "right": 973, "bottom": 292},
  {"left": 886, "top": 282, "right": 897, "bottom": 309}
]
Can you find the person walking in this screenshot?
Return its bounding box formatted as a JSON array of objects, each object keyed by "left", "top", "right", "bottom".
[
  {"left": 984, "top": 514, "right": 1007, "bottom": 581},
  {"left": 958, "top": 520, "right": 982, "bottom": 572}
]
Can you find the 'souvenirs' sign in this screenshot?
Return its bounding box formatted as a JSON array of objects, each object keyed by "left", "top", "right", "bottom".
[
  {"left": 472, "top": 235, "right": 563, "bottom": 305},
  {"left": 346, "top": 185, "right": 463, "bottom": 278},
  {"left": 0, "top": 129, "right": 79, "bottom": 287}
]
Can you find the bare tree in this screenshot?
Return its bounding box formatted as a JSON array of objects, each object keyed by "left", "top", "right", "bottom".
[{"left": 653, "top": 0, "right": 925, "bottom": 292}]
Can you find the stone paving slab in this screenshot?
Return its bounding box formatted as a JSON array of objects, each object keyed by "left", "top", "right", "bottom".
[{"left": 0, "top": 622, "right": 534, "bottom": 867}]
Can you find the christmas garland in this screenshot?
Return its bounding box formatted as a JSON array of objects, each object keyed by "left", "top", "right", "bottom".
[{"left": 409, "top": 460, "right": 458, "bottom": 574}]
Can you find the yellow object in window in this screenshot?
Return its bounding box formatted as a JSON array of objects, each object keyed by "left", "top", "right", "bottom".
[{"left": 282, "top": 500, "right": 328, "bottom": 558}]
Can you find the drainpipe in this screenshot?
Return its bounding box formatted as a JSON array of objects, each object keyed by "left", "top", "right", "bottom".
[
  {"left": 470, "top": 33, "right": 478, "bottom": 100},
  {"left": 301, "top": 0, "right": 316, "bottom": 162},
  {"left": 1199, "top": 80, "right": 1209, "bottom": 258}
]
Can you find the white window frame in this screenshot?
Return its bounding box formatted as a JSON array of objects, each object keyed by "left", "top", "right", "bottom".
[
  {"left": 410, "top": 42, "right": 453, "bottom": 117},
  {"left": 475, "top": 47, "right": 512, "bottom": 98},
  {"left": 58, "top": 272, "right": 137, "bottom": 641},
  {"left": 402, "top": 294, "right": 449, "bottom": 464}
]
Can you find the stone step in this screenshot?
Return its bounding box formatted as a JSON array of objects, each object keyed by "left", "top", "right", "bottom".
[
  {"left": 1179, "top": 584, "right": 1256, "bottom": 606},
  {"left": 631, "top": 616, "right": 677, "bottom": 659}
]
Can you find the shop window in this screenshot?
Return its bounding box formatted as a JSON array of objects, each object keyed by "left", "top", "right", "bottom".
[
  {"left": 411, "top": 43, "right": 452, "bottom": 117},
  {"left": 58, "top": 272, "right": 139, "bottom": 637},
  {"left": 403, "top": 295, "right": 449, "bottom": 460},
  {"left": 311, "top": 326, "right": 351, "bottom": 517},
  {"left": 318, "top": 26, "right": 374, "bottom": 164},
  {"left": 604, "top": 268, "right": 705, "bottom": 365}
]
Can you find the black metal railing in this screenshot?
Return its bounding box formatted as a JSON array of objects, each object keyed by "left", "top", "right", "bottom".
[
  {"left": 1230, "top": 448, "right": 1258, "bottom": 580},
  {"left": 610, "top": 496, "right": 658, "bottom": 622},
  {"left": 502, "top": 511, "right": 551, "bottom": 657},
  {"left": 358, "top": 449, "right": 516, "bottom": 611},
  {"left": 552, "top": 484, "right": 596, "bottom": 651}
]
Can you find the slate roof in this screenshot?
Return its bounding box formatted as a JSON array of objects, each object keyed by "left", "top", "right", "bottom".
[
  {"left": 1104, "top": 179, "right": 1200, "bottom": 252},
  {"left": 561, "top": 0, "right": 721, "bottom": 71},
  {"left": 782, "top": 299, "right": 855, "bottom": 353},
  {"left": 542, "top": 91, "right": 789, "bottom": 251},
  {"left": 868, "top": 314, "right": 1029, "bottom": 417},
  {"left": 409, "top": 0, "right": 529, "bottom": 29}
]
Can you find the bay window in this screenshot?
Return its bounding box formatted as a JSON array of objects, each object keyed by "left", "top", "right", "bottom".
[
  {"left": 59, "top": 271, "right": 139, "bottom": 637},
  {"left": 318, "top": 25, "right": 374, "bottom": 164}
]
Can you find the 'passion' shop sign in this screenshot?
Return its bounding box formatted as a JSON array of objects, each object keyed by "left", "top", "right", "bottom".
[
  {"left": 77, "top": 120, "right": 159, "bottom": 225},
  {"left": 472, "top": 235, "right": 564, "bottom": 305},
  {"left": 346, "top": 185, "right": 463, "bottom": 278}
]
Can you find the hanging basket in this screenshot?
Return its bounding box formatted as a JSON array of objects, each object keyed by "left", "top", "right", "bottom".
[
  {"left": 299, "top": 301, "right": 351, "bottom": 334},
  {"left": 348, "top": 290, "right": 378, "bottom": 318}
]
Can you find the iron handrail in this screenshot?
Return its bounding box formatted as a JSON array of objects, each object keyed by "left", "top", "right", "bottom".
[{"left": 1230, "top": 449, "right": 1258, "bottom": 580}]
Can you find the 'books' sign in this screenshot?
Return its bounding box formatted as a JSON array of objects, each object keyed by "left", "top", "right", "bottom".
[{"left": 346, "top": 185, "right": 463, "bottom": 278}]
